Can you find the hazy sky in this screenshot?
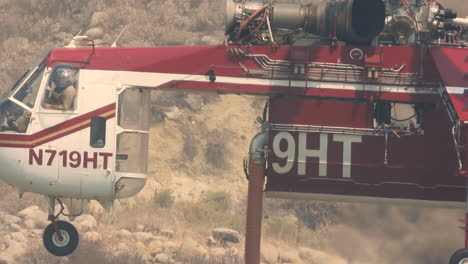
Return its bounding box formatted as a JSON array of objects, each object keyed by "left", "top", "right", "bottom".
[{"left": 437, "top": 0, "right": 467, "bottom": 16}]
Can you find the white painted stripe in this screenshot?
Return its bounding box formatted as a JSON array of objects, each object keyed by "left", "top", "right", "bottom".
[
  {"left": 446, "top": 86, "right": 468, "bottom": 95},
  {"left": 81, "top": 69, "right": 441, "bottom": 95},
  {"left": 215, "top": 76, "right": 438, "bottom": 94}
]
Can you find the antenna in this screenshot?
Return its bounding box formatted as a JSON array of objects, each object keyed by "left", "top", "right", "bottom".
[{"left": 111, "top": 25, "right": 128, "bottom": 47}]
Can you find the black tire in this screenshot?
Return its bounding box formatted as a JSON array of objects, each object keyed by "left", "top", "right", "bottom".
[
  {"left": 449, "top": 248, "right": 468, "bottom": 264},
  {"left": 43, "top": 220, "right": 79, "bottom": 256}
]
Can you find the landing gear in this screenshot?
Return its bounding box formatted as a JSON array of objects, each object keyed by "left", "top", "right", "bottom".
[
  {"left": 43, "top": 220, "right": 79, "bottom": 256},
  {"left": 450, "top": 248, "right": 468, "bottom": 264},
  {"left": 43, "top": 197, "right": 79, "bottom": 256},
  {"left": 450, "top": 182, "right": 468, "bottom": 264}
]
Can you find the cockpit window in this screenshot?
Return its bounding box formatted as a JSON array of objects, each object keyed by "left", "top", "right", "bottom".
[
  {"left": 1, "top": 71, "right": 33, "bottom": 103},
  {"left": 0, "top": 100, "right": 31, "bottom": 133},
  {"left": 0, "top": 60, "right": 48, "bottom": 133},
  {"left": 3, "top": 71, "right": 29, "bottom": 100},
  {"left": 42, "top": 65, "right": 79, "bottom": 111},
  {"left": 13, "top": 62, "right": 46, "bottom": 108},
  {"left": 0, "top": 54, "right": 48, "bottom": 103}
]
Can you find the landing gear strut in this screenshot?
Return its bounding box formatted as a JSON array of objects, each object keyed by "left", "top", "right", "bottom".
[{"left": 43, "top": 197, "right": 79, "bottom": 256}]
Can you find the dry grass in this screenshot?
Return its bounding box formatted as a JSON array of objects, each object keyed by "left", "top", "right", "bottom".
[
  {"left": 176, "top": 254, "right": 242, "bottom": 264},
  {"left": 109, "top": 202, "right": 180, "bottom": 233},
  {"left": 264, "top": 215, "right": 317, "bottom": 246},
  {"left": 176, "top": 253, "right": 244, "bottom": 264},
  {"left": 19, "top": 242, "right": 244, "bottom": 264},
  {"left": 19, "top": 241, "right": 145, "bottom": 264},
  {"left": 203, "top": 190, "right": 232, "bottom": 211},
  {"left": 107, "top": 189, "right": 244, "bottom": 236},
  {"left": 176, "top": 201, "right": 244, "bottom": 233}
]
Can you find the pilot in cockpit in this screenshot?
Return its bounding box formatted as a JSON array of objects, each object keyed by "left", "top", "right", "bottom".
[{"left": 43, "top": 68, "right": 77, "bottom": 111}]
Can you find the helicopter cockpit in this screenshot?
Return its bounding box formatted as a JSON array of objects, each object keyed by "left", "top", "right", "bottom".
[
  {"left": 0, "top": 61, "right": 80, "bottom": 133},
  {"left": 0, "top": 60, "right": 46, "bottom": 133}
]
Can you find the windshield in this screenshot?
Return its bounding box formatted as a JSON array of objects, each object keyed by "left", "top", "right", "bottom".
[
  {"left": 1, "top": 70, "right": 30, "bottom": 101},
  {"left": 0, "top": 59, "right": 46, "bottom": 102},
  {"left": 0, "top": 60, "right": 47, "bottom": 133},
  {"left": 13, "top": 61, "right": 46, "bottom": 108}
]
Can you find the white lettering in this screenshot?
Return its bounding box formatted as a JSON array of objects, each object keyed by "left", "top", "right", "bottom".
[
  {"left": 333, "top": 134, "right": 362, "bottom": 178},
  {"left": 271, "top": 132, "right": 362, "bottom": 178},
  {"left": 298, "top": 133, "right": 328, "bottom": 176},
  {"left": 272, "top": 132, "right": 295, "bottom": 174}
]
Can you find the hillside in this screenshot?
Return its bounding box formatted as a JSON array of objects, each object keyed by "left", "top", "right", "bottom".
[{"left": 0, "top": 0, "right": 466, "bottom": 263}]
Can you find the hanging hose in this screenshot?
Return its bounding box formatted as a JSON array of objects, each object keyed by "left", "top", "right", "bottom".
[
  {"left": 236, "top": 5, "right": 269, "bottom": 39},
  {"left": 245, "top": 131, "right": 268, "bottom": 264},
  {"left": 391, "top": 114, "right": 417, "bottom": 122},
  {"left": 249, "top": 132, "right": 269, "bottom": 164},
  {"left": 250, "top": 9, "right": 268, "bottom": 35}
]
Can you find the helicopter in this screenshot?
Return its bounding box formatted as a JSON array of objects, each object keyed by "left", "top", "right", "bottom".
[{"left": 1, "top": 0, "right": 468, "bottom": 263}]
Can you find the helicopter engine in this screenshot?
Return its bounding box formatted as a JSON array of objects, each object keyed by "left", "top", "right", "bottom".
[
  {"left": 225, "top": 0, "right": 386, "bottom": 45},
  {"left": 380, "top": 0, "right": 468, "bottom": 45}
]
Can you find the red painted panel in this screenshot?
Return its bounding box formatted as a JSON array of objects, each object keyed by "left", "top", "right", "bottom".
[
  {"left": 430, "top": 47, "right": 468, "bottom": 122},
  {"left": 45, "top": 45, "right": 430, "bottom": 77},
  {"left": 430, "top": 47, "right": 468, "bottom": 88},
  {"left": 268, "top": 97, "right": 373, "bottom": 128},
  {"left": 447, "top": 94, "right": 468, "bottom": 121},
  {"left": 266, "top": 97, "right": 465, "bottom": 203}
]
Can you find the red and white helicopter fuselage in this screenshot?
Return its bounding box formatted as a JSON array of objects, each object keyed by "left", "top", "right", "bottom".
[{"left": 2, "top": 0, "right": 468, "bottom": 262}]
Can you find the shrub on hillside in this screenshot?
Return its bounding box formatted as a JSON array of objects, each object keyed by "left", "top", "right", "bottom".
[
  {"left": 264, "top": 215, "right": 314, "bottom": 244},
  {"left": 264, "top": 215, "right": 299, "bottom": 243},
  {"left": 203, "top": 190, "right": 231, "bottom": 211},
  {"left": 153, "top": 188, "right": 175, "bottom": 208},
  {"left": 284, "top": 201, "right": 338, "bottom": 230},
  {"left": 177, "top": 198, "right": 243, "bottom": 231}
]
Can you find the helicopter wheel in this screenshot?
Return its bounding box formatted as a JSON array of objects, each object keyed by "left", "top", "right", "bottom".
[
  {"left": 43, "top": 220, "right": 79, "bottom": 256},
  {"left": 449, "top": 248, "right": 468, "bottom": 264}
]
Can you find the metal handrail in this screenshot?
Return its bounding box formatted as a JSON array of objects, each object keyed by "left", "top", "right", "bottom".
[{"left": 268, "top": 123, "right": 422, "bottom": 137}]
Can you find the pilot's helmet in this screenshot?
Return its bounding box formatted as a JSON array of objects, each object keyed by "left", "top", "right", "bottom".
[{"left": 52, "top": 68, "right": 74, "bottom": 89}]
